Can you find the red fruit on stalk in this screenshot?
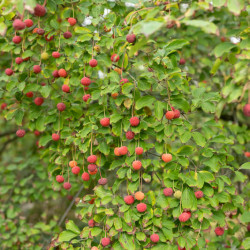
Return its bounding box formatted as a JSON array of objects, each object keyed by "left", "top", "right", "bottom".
[
  {"left": 5, "top": 68, "right": 13, "bottom": 76},
  {"left": 52, "top": 51, "right": 61, "bottom": 58},
  {"left": 87, "top": 155, "right": 97, "bottom": 163},
  {"left": 114, "top": 147, "right": 121, "bottom": 156},
  {"left": 215, "top": 227, "right": 224, "bottom": 236},
  {"left": 195, "top": 190, "right": 203, "bottom": 199},
  {"left": 13, "top": 19, "right": 25, "bottom": 30},
  {"left": 111, "top": 54, "right": 119, "bottom": 62},
  {"left": 26, "top": 92, "right": 33, "bottom": 98},
  {"left": 162, "top": 153, "right": 172, "bottom": 162},
  {"left": 34, "top": 97, "right": 44, "bottom": 106},
  {"left": 15, "top": 57, "right": 23, "bottom": 64},
  {"left": 63, "top": 182, "right": 71, "bottom": 190},
  {"left": 63, "top": 31, "right": 72, "bottom": 39},
  {"left": 165, "top": 111, "right": 175, "bottom": 120},
  {"left": 101, "top": 238, "right": 111, "bottom": 247},
  {"left": 72, "top": 166, "right": 80, "bottom": 175},
  {"left": 88, "top": 164, "right": 97, "bottom": 172},
  {"left": 135, "top": 147, "right": 143, "bottom": 155},
  {"left": 120, "top": 78, "right": 129, "bottom": 85},
  {"left": 119, "top": 146, "right": 128, "bottom": 155},
  {"left": 81, "top": 77, "right": 91, "bottom": 86},
  {"left": 57, "top": 103, "right": 66, "bottom": 111},
  {"left": 132, "top": 160, "right": 142, "bottom": 170},
  {"left": 150, "top": 234, "right": 159, "bottom": 243},
  {"left": 163, "top": 187, "right": 173, "bottom": 197},
  {"left": 12, "top": 36, "right": 22, "bottom": 44},
  {"left": 124, "top": 195, "right": 134, "bottom": 205},
  {"left": 83, "top": 94, "right": 91, "bottom": 102},
  {"left": 126, "top": 131, "right": 135, "bottom": 140},
  {"left": 68, "top": 17, "right": 77, "bottom": 26},
  {"left": 36, "top": 28, "right": 45, "bottom": 35},
  {"left": 62, "top": 84, "right": 70, "bottom": 93},
  {"left": 24, "top": 19, "right": 33, "bottom": 27},
  {"left": 58, "top": 69, "right": 67, "bottom": 78},
  {"left": 244, "top": 152, "right": 250, "bottom": 158},
  {"left": 179, "top": 58, "right": 186, "bottom": 65},
  {"left": 89, "top": 59, "right": 98, "bottom": 67},
  {"left": 16, "top": 129, "right": 26, "bottom": 137},
  {"left": 179, "top": 212, "right": 191, "bottom": 222},
  {"left": 100, "top": 118, "right": 110, "bottom": 127},
  {"left": 82, "top": 172, "right": 90, "bottom": 181},
  {"left": 130, "top": 116, "right": 140, "bottom": 127},
  {"left": 1, "top": 103, "right": 7, "bottom": 110},
  {"left": 137, "top": 203, "right": 147, "bottom": 212},
  {"left": 56, "top": 175, "right": 64, "bottom": 183},
  {"left": 34, "top": 130, "right": 40, "bottom": 136},
  {"left": 52, "top": 133, "right": 60, "bottom": 141},
  {"left": 34, "top": 4, "right": 46, "bottom": 17},
  {"left": 243, "top": 104, "right": 250, "bottom": 117},
  {"left": 98, "top": 178, "right": 108, "bottom": 185},
  {"left": 53, "top": 70, "right": 60, "bottom": 78},
  {"left": 126, "top": 34, "right": 136, "bottom": 44},
  {"left": 88, "top": 219, "right": 95, "bottom": 227},
  {"left": 33, "top": 65, "right": 41, "bottom": 74}
]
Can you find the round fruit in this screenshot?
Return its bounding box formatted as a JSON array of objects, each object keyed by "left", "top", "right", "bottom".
[
  {"left": 179, "top": 212, "right": 191, "bottom": 222},
  {"left": 26, "top": 92, "right": 33, "bottom": 98},
  {"left": 124, "top": 195, "right": 134, "bottom": 205},
  {"left": 87, "top": 155, "right": 97, "bottom": 163},
  {"left": 162, "top": 153, "right": 172, "bottom": 162},
  {"left": 58, "top": 69, "right": 67, "bottom": 77},
  {"left": 163, "top": 187, "right": 173, "bottom": 197},
  {"left": 101, "top": 238, "right": 111, "bottom": 247},
  {"left": 126, "top": 131, "right": 135, "bottom": 140},
  {"left": 41, "top": 52, "right": 49, "bottom": 60},
  {"left": 135, "top": 191, "right": 144, "bottom": 200},
  {"left": 53, "top": 70, "right": 60, "bottom": 78},
  {"left": 24, "top": 19, "right": 33, "bottom": 27},
  {"left": 126, "top": 34, "right": 136, "bottom": 44},
  {"left": 15, "top": 57, "right": 23, "bottom": 64},
  {"left": 89, "top": 59, "right": 98, "bottom": 67},
  {"left": 63, "top": 31, "right": 72, "bottom": 39},
  {"left": 174, "top": 190, "right": 182, "bottom": 199},
  {"left": 37, "top": 28, "right": 45, "bottom": 35},
  {"left": 69, "top": 161, "right": 77, "bottom": 168},
  {"left": 63, "top": 182, "right": 71, "bottom": 190},
  {"left": 100, "top": 117, "right": 110, "bottom": 127},
  {"left": 119, "top": 146, "right": 128, "bottom": 155},
  {"left": 1, "top": 103, "right": 7, "bottom": 110},
  {"left": 13, "top": 19, "right": 25, "bottom": 30},
  {"left": 5, "top": 68, "right": 13, "bottom": 76},
  {"left": 45, "top": 34, "right": 54, "bottom": 41},
  {"left": 12, "top": 36, "right": 22, "bottom": 44},
  {"left": 16, "top": 129, "right": 26, "bottom": 137},
  {"left": 111, "top": 93, "right": 119, "bottom": 99},
  {"left": 81, "top": 77, "right": 91, "bottom": 86},
  {"left": 165, "top": 111, "right": 175, "bottom": 120},
  {"left": 52, "top": 51, "right": 61, "bottom": 58},
  {"left": 34, "top": 4, "right": 46, "bottom": 16},
  {"left": 88, "top": 164, "right": 97, "bottom": 172},
  {"left": 243, "top": 104, "right": 250, "bottom": 117},
  {"left": 120, "top": 78, "right": 129, "bottom": 85},
  {"left": 244, "top": 152, "right": 250, "bottom": 157},
  {"left": 137, "top": 203, "right": 147, "bottom": 212},
  {"left": 82, "top": 172, "right": 90, "bottom": 181},
  {"left": 111, "top": 54, "right": 120, "bottom": 62},
  {"left": 52, "top": 133, "right": 60, "bottom": 141},
  {"left": 195, "top": 190, "right": 203, "bottom": 199},
  {"left": 34, "top": 130, "right": 40, "bottom": 136},
  {"left": 62, "top": 84, "right": 70, "bottom": 92},
  {"left": 179, "top": 58, "right": 186, "bottom": 65},
  {"left": 83, "top": 94, "right": 91, "bottom": 102},
  {"left": 130, "top": 116, "right": 140, "bottom": 127},
  {"left": 56, "top": 175, "right": 64, "bottom": 183},
  {"left": 68, "top": 17, "right": 77, "bottom": 26},
  {"left": 91, "top": 247, "right": 98, "bottom": 250},
  {"left": 94, "top": 45, "right": 100, "bottom": 52},
  {"left": 33, "top": 65, "right": 41, "bottom": 74},
  {"left": 57, "top": 103, "right": 66, "bottom": 111},
  {"left": 89, "top": 169, "right": 97, "bottom": 175},
  {"left": 34, "top": 97, "right": 44, "bottom": 106},
  {"left": 72, "top": 166, "right": 80, "bottom": 175},
  {"left": 135, "top": 147, "right": 143, "bottom": 155},
  {"left": 98, "top": 178, "right": 108, "bottom": 185},
  {"left": 150, "top": 234, "right": 159, "bottom": 243},
  {"left": 88, "top": 219, "right": 95, "bottom": 227},
  {"left": 214, "top": 227, "right": 224, "bottom": 236},
  {"left": 132, "top": 160, "right": 142, "bottom": 170},
  {"left": 114, "top": 147, "right": 121, "bottom": 156}
]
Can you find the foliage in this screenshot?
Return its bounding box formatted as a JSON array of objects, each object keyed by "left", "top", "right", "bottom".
[{"left": 0, "top": 0, "right": 249, "bottom": 249}]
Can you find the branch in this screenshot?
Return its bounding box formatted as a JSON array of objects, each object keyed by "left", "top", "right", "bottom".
[{"left": 0, "top": 130, "right": 16, "bottom": 138}]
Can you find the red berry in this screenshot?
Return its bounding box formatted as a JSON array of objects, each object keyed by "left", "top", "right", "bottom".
[
  {"left": 89, "top": 59, "right": 98, "bottom": 67},
  {"left": 13, "top": 19, "right": 25, "bottom": 30},
  {"left": 16, "top": 129, "right": 26, "bottom": 137},
  {"left": 83, "top": 94, "right": 91, "bottom": 102},
  {"left": 56, "top": 175, "right": 64, "bottom": 183},
  {"left": 24, "top": 19, "right": 33, "bottom": 27},
  {"left": 243, "top": 104, "right": 250, "bottom": 117},
  {"left": 33, "top": 65, "right": 41, "bottom": 74},
  {"left": 52, "top": 133, "right": 60, "bottom": 141},
  {"left": 34, "top": 4, "right": 46, "bottom": 17},
  {"left": 81, "top": 77, "right": 91, "bottom": 86},
  {"left": 124, "top": 195, "right": 134, "bottom": 205},
  {"left": 165, "top": 111, "right": 175, "bottom": 120},
  {"left": 87, "top": 155, "right": 97, "bottom": 163},
  {"left": 45, "top": 34, "right": 54, "bottom": 41},
  {"left": 88, "top": 219, "right": 95, "bottom": 227},
  {"left": 100, "top": 117, "right": 110, "bottom": 127},
  {"left": 130, "top": 116, "right": 140, "bottom": 127},
  {"left": 101, "top": 238, "right": 111, "bottom": 247},
  {"left": 12, "top": 36, "right": 22, "bottom": 44},
  {"left": 58, "top": 69, "right": 67, "bottom": 78},
  {"left": 88, "top": 164, "right": 97, "bottom": 172},
  {"left": 214, "top": 227, "right": 224, "bottom": 236},
  {"left": 179, "top": 212, "right": 191, "bottom": 222},
  {"left": 244, "top": 152, "right": 250, "bottom": 157},
  {"left": 126, "top": 34, "right": 136, "bottom": 44},
  {"left": 132, "top": 160, "right": 142, "bottom": 170},
  {"left": 63, "top": 182, "right": 71, "bottom": 190},
  {"left": 162, "top": 153, "right": 172, "bottom": 162},
  {"left": 23, "top": 57, "right": 30, "bottom": 62},
  {"left": 68, "top": 17, "right": 77, "bottom": 26},
  {"left": 119, "top": 146, "right": 128, "bottom": 155},
  {"left": 135, "top": 147, "right": 143, "bottom": 155},
  {"left": 126, "top": 131, "right": 135, "bottom": 140},
  {"left": 221, "top": 36, "right": 226, "bottom": 42},
  {"left": 81, "top": 172, "right": 90, "bottom": 181},
  {"left": 52, "top": 51, "right": 61, "bottom": 58},
  {"left": 5, "top": 68, "right": 13, "bottom": 76},
  {"left": 34, "top": 130, "right": 40, "bottom": 136},
  {"left": 111, "top": 54, "right": 120, "bottom": 62},
  {"left": 26, "top": 91, "right": 33, "bottom": 98},
  {"left": 62, "top": 84, "right": 70, "bottom": 93},
  {"left": 53, "top": 70, "right": 60, "bottom": 78},
  {"left": 63, "top": 31, "right": 72, "bottom": 39},
  {"left": 150, "top": 234, "right": 159, "bottom": 243},
  {"left": 36, "top": 28, "right": 45, "bottom": 35},
  {"left": 98, "top": 178, "right": 108, "bottom": 185},
  {"left": 15, "top": 57, "right": 23, "bottom": 64},
  {"left": 72, "top": 166, "right": 80, "bottom": 175},
  {"left": 195, "top": 190, "right": 203, "bottom": 199},
  {"left": 57, "top": 102, "right": 66, "bottom": 111},
  {"left": 34, "top": 97, "right": 44, "bottom": 106},
  {"left": 1, "top": 103, "right": 7, "bottom": 110},
  {"left": 163, "top": 187, "right": 173, "bottom": 197},
  {"left": 120, "top": 78, "right": 129, "bottom": 85},
  {"left": 179, "top": 58, "right": 186, "bottom": 65},
  {"left": 137, "top": 203, "right": 147, "bottom": 212}
]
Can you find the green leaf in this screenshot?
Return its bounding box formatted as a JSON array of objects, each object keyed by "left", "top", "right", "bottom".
[
  {"left": 58, "top": 230, "right": 78, "bottom": 242},
  {"left": 182, "top": 20, "right": 218, "bottom": 34},
  {"left": 212, "top": 0, "right": 226, "bottom": 7},
  {"left": 154, "top": 101, "right": 166, "bottom": 120},
  {"left": 164, "top": 39, "right": 189, "bottom": 53},
  {"left": 135, "top": 96, "right": 155, "bottom": 110},
  {"left": 91, "top": 227, "right": 102, "bottom": 236},
  {"left": 240, "top": 211, "right": 250, "bottom": 223},
  {"left": 181, "top": 187, "right": 197, "bottom": 210},
  {"left": 119, "top": 233, "right": 136, "bottom": 250},
  {"left": 65, "top": 220, "right": 80, "bottom": 234},
  {"left": 239, "top": 162, "right": 250, "bottom": 170},
  {"left": 139, "top": 21, "right": 163, "bottom": 36},
  {"left": 39, "top": 135, "right": 51, "bottom": 146},
  {"left": 227, "top": 0, "right": 244, "bottom": 15},
  {"left": 192, "top": 132, "right": 206, "bottom": 147},
  {"left": 15, "top": 110, "right": 24, "bottom": 126},
  {"left": 242, "top": 238, "right": 250, "bottom": 250},
  {"left": 110, "top": 113, "right": 123, "bottom": 123},
  {"left": 213, "top": 42, "right": 236, "bottom": 57},
  {"left": 136, "top": 232, "right": 146, "bottom": 241},
  {"left": 36, "top": 116, "right": 46, "bottom": 131}
]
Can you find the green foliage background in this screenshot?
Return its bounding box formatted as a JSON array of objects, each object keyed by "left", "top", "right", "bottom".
[{"left": 0, "top": 0, "right": 249, "bottom": 249}]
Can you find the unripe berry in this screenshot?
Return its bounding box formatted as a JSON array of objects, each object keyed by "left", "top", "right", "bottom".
[
  {"left": 150, "top": 234, "right": 159, "bottom": 243},
  {"left": 62, "top": 84, "right": 70, "bottom": 93},
  {"left": 16, "top": 129, "right": 26, "bottom": 137},
  {"left": 126, "top": 131, "right": 135, "bottom": 140},
  {"left": 68, "top": 17, "right": 77, "bottom": 26},
  {"left": 119, "top": 146, "right": 128, "bottom": 155},
  {"left": 33, "top": 65, "right": 41, "bottom": 74},
  {"left": 132, "top": 160, "right": 142, "bottom": 170},
  {"left": 34, "top": 97, "right": 44, "bottom": 106},
  {"left": 89, "top": 59, "right": 98, "bottom": 67},
  {"left": 5, "top": 68, "right": 13, "bottom": 76},
  {"left": 69, "top": 161, "right": 77, "bottom": 168},
  {"left": 52, "top": 51, "right": 61, "bottom": 58},
  {"left": 63, "top": 182, "right": 71, "bottom": 190},
  {"left": 111, "top": 54, "right": 119, "bottom": 62},
  {"left": 57, "top": 102, "right": 66, "bottom": 111},
  {"left": 214, "top": 227, "right": 224, "bottom": 236},
  {"left": 13, "top": 19, "right": 25, "bottom": 30},
  {"left": 87, "top": 155, "right": 97, "bottom": 163},
  {"left": 72, "top": 166, "right": 80, "bottom": 175},
  {"left": 82, "top": 172, "right": 90, "bottom": 181},
  {"left": 12, "top": 36, "right": 22, "bottom": 44},
  {"left": 83, "top": 94, "right": 91, "bottom": 102},
  {"left": 26, "top": 91, "right": 33, "bottom": 98},
  {"left": 52, "top": 133, "right": 60, "bottom": 141},
  {"left": 162, "top": 153, "right": 172, "bottom": 162},
  {"left": 111, "top": 93, "right": 119, "bottom": 99},
  {"left": 130, "top": 116, "right": 140, "bottom": 127},
  {"left": 137, "top": 203, "right": 147, "bottom": 212},
  {"left": 243, "top": 104, "right": 250, "bottom": 117},
  {"left": 63, "top": 31, "right": 72, "bottom": 39},
  {"left": 98, "top": 178, "right": 108, "bottom": 185},
  {"left": 100, "top": 117, "right": 110, "bottom": 127},
  {"left": 15, "top": 57, "right": 23, "bottom": 64},
  {"left": 174, "top": 190, "right": 182, "bottom": 199},
  {"left": 165, "top": 111, "right": 175, "bottom": 120},
  {"left": 56, "top": 175, "right": 64, "bottom": 183},
  {"left": 135, "top": 191, "right": 144, "bottom": 200},
  {"left": 124, "top": 195, "right": 134, "bottom": 205},
  {"left": 195, "top": 190, "right": 203, "bottom": 199},
  {"left": 81, "top": 77, "right": 91, "bottom": 86},
  {"left": 163, "top": 187, "right": 173, "bottom": 197},
  {"left": 58, "top": 69, "right": 67, "bottom": 78},
  {"left": 126, "top": 34, "right": 136, "bottom": 44},
  {"left": 41, "top": 52, "right": 49, "bottom": 60},
  {"left": 135, "top": 147, "right": 143, "bottom": 155},
  {"left": 101, "top": 238, "right": 111, "bottom": 247},
  {"left": 88, "top": 219, "right": 95, "bottom": 227},
  {"left": 24, "top": 19, "right": 33, "bottom": 27}
]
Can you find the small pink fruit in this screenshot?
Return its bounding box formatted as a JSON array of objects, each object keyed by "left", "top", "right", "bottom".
[
  {"left": 162, "top": 153, "right": 172, "bottom": 163},
  {"left": 179, "top": 58, "right": 186, "bottom": 65},
  {"left": 12, "top": 36, "right": 22, "bottom": 44},
  {"left": 52, "top": 133, "right": 60, "bottom": 141},
  {"left": 101, "top": 238, "right": 111, "bottom": 247},
  {"left": 150, "top": 234, "right": 159, "bottom": 243},
  {"left": 72, "top": 166, "right": 80, "bottom": 175},
  {"left": 57, "top": 103, "right": 66, "bottom": 111},
  {"left": 53, "top": 70, "right": 60, "bottom": 78},
  {"left": 130, "top": 116, "right": 140, "bottom": 127},
  {"left": 52, "top": 51, "right": 61, "bottom": 58},
  {"left": 195, "top": 190, "right": 203, "bottom": 199},
  {"left": 83, "top": 94, "right": 91, "bottom": 102},
  {"left": 13, "top": 19, "right": 25, "bottom": 30},
  {"left": 132, "top": 160, "right": 142, "bottom": 170},
  {"left": 34, "top": 4, "right": 46, "bottom": 17},
  {"left": 33, "top": 65, "right": 41, "bottom": 74},
  {"left": 126, "top": 131, "right": 135, "bottom": 140},
  {"left": 81, "top": 77, "right": 91, "bottom": 86},
  {"left": 68, "top": 17, "right": 77, "bottom": 26},
  {"left": 215, "top": 227, "right": 224, "bottom": 236},
  {"left": 119, "top": 146, "right": 128, "bottom": 155},
  {"left": 58, "top": 69, "right": 67, "bottom": 78},
  {"left": 243, "top": 104, "right": 250, "bottom": 117},
  {"left": 62, "top": 84, "right": 70, "bottom": 93},
  {"left": 88, "top": 219, "right": 95, "bottom": 227},
  {"left": 165, "top": 111, "right": 175, "bottom": 120},
  {"left": 135, "top": 147, "right": 143, "bottom": 155},
  {"left": 120, "top": 78, "right": 129, "bottom": 85},
  {"left": 5, "top": 68, "right": 13, "bottom": 76},
  {"left": 63, "top": 31, "right": 72, "bottom": 39},
  {"left": 16, "top": 129, "right": 26, "bottom": 137},
  {"left": 34, "top": 97, "right": 44, "bottom": 106},
  {"left": 100, "top": 118, "right": 110, "bottom": 127},
  {"left": 63, "top": 182, "right": 71, "bottom": 190},
  {"left": 24, "top": 19, "right": 33, "bottom": 27},
  {"left": 56, "top": 175, "right": 64, "bottom": 183},
  {"left": 111, "top": 54, "right": 119, "bottom": 62},
  {"left": 163, "top": 187, "right": 173, "bottom": 197},
  {"left": 82, "top": 172, "right": 90, "bottom": 181},
  {"left": 124, "top": 195, "right": 134, "bottom": 205},
  {"left": 126, "top": 34, "right": 136, "bottom": 44},
  {"left": 179, "top": 212, "right": 191, "bottom": 222},
  {"left": 137, "top": 203, "right": 147, "bottom": 212},
  {"left": 87, "top": 155, "right": 97, "bottom": 163},
  {"left": 15, "top": 57, "right": 23, "bottom": 64},
  {"left": 26, "top": 92, "right": 33, "bottom": 98},
  {"left": 89, "top": 59, "right": 98, "bottom": 67}
]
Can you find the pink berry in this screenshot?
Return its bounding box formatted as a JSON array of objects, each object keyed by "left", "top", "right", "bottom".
[
  {"left": 56, "top": 175, "right": 64, "bottom": 183},
  {"left": 52, "top": 133, "right": 60, "bottom": 141}
]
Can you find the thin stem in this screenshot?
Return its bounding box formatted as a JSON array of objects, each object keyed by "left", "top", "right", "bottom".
[{"left": 90, "top": 132, "right": 93, "bottom": 154}]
